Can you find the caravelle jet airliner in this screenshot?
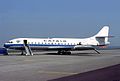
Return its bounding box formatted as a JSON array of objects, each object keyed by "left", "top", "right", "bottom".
[{"left": 4, "top": 26, "right": 110, "bottom": 55}]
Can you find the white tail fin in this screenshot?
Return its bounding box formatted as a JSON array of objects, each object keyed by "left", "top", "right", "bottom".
[
  {"left": 94, "top": 26, "right": 110, "bottom": 45},
  {"left": 95, "top": 26, "right": 109, "bottom": 37}
]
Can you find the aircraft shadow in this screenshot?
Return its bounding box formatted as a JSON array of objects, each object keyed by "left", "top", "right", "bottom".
[
  {"left": 44, "top": 52, "right": 98, "bottom": 56},
  {"left": 3, "top": 51, "right": 99, "bottom": 56}
]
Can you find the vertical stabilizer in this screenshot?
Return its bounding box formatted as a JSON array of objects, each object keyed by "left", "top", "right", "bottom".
[
  {"left": 94, "top": 26, "right": 110, "bottom": 45},
  {"left": 95, "top": 26, "right": 109, "bottom": 37}
]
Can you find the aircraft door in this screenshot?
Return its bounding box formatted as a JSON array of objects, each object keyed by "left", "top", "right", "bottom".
[{"left": 23, "top": 40, "right": 27, "bottom": 46}]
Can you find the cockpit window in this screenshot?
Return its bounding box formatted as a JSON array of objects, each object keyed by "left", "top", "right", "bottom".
[{"left": 7, "top": 41, "right": 13, "bottom": 43}]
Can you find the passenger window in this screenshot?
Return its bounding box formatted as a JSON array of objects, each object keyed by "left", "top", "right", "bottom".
[
  {"left": 56, "top": 40, "right": 59, "bottom": 42},
  {"left": 16, "top": 40, "right": 20, "bottom": 43}
]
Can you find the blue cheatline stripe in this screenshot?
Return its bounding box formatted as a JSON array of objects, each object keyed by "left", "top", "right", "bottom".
[{"left": 5, "top": 44, "right": 75, "bottom": 47}]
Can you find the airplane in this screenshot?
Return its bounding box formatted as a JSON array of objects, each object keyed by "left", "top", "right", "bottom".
[{"left": 4, "top": 26, "right": 110, "bottom": 55}]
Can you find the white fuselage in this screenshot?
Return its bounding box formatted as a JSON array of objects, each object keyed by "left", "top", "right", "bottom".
[{"left": 4, "top": 37, "right": 99, "bottom": 49}]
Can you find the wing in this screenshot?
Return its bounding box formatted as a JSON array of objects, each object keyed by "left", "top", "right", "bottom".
[
  {"left": 74, "top": 45, "right": 94, "bottom": 50},
  {"left": 48, "top": 45, "right": 95, "bottom": 50}
]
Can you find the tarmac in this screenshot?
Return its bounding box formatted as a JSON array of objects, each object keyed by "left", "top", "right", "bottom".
[{"left": 0, "top": 49, "right": 120, "bottom": 81}]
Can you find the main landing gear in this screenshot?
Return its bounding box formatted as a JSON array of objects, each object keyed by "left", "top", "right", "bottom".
[{"left": 57, "top": 50, "right": 71, "bottom": 55}]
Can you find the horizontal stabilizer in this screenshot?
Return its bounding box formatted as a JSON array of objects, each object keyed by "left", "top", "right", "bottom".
[{"left": 96, "top": 36, "right": 114, "bottom": 38}]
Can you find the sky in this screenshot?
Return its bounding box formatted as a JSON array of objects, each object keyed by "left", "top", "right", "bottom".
[{"left": 0, "top": 0, "right": 120, "bottom": 46}]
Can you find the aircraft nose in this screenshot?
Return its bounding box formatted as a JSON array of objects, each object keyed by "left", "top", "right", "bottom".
[{"left": 4, "top": 43, "right": 9, "bottom": 48}]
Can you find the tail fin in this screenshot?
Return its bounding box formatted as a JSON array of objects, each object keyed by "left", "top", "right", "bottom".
[
  {"left": 94, "top": 26, "right": 110, "bottom": 46},
  {"left": 95, "top": 26, "right": 109, "bottom": 37}
]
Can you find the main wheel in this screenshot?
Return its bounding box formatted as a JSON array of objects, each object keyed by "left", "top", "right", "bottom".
[
  {"left": 57, "top": 51, "right": 71, "bottom": 55},
  {"left": 67, "top": 52, "right": 71, "bottom": 55},
  {"left": 57, "top": 51, "right": 62, "bottom": 55},
  {"left": 62, "top": 51, "right": 71, "bottom": 55}
]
